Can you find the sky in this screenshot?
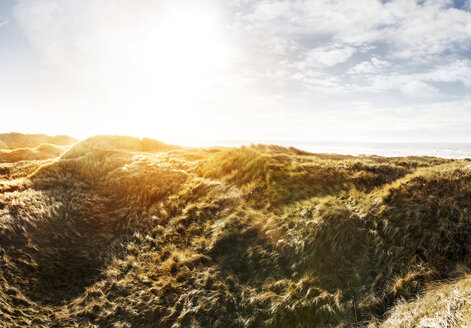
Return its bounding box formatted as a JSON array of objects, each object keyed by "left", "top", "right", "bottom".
[{"left": 1, "top": 0, "right": 471, "bottom": 144}]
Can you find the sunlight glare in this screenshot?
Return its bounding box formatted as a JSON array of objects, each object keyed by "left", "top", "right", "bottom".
[{"left": 104, "top": 3, "right": 233, "bottom": 142}]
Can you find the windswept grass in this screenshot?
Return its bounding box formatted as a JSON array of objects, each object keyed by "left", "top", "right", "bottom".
[
  {"left": 373, "top": 272, "right": 471, "bottom": 328},
  {"left": 0, "top": 134, "right": 470, "bottom": 327},
  {"left": 0, "top": 132, "right": 77, "bottom": 149}
]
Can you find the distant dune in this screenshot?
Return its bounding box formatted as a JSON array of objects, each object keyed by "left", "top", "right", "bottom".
[
  {"left": 0, "top": 133, "right": 77, "bottom": 164},
  {"left": 0, "top": 139, "right": 8, "bottom": 150},
  {"left": 0, "top": 132, "right": 77, "bottom": 149},
  {"left": 1, "top": 134, "right": 471, "bottom": 327},
  {"left": 63, "top": 135, "right": 180, "bottom": 158}
]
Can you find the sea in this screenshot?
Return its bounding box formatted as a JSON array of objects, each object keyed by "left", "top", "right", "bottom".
[{"left": 192, "top": 140, "right": 471, "bottom": 159}]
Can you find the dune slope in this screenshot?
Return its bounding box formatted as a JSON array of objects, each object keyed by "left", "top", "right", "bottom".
[{"left": 1, "top": 134, "right": 471, "bottom": 327}]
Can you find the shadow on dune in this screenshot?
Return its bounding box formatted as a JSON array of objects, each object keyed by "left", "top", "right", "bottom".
[{"left": 1, "top": 136, "right": 186, "bottom": 307}]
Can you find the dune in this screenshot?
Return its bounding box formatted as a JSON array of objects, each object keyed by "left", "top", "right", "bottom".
[
  {"left": 375, "top": 272, "right": 471, "bottom": 327},
  {"left": 0, "top": 139, "right": 8, "bottom": 150},
  {"left": 0, "top": 134, "right": 470, "bottom": 327},
  {"left": 0, "top": 143, "right": 69, "bottom": 163},
  {"left": 62, "top": 135, "right": 180, "bottom": 159},
  {"left": 0, "top": 132, "right": 77, "bottom": 149}
]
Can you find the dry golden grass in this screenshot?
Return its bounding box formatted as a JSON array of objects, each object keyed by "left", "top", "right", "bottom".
[
  {"left": 0, "top": 139, "right": 8, "bottom": 150},
  {"left": 0, "top": 133, "right": 77, "bottom": 164},
  {"left": 0, "top": 143, "right": 69, "bottom": 163},
  {"left": 0, "top": 133, "right": 77, "bottom": 149},
  {"left": 373, "top": 273, "right": 471, "bottom": 328},
  {"left": 0, "top": 134, "right": 470, "bottom": 327}
]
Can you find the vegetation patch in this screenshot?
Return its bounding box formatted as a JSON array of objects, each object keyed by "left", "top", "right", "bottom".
[{"left": 1, "top": 134, "right": 470, "bottom": 327}]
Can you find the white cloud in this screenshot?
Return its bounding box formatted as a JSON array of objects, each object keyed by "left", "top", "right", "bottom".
[
  {"left": 266, "top": 98, "right": 471, "bottom": 142},
  {"left": 420, "top": 60, "right": 471, "bottom": 86},
  {"left": 291, "top": 57, "right": 471, "bottom": 96},
  {"left": 245, "top": 0, "right": 392, "bottom": 44},
  {"left": 347, "top": 58, "right": 391, "bottom": 74},
  {"left": 293, "top": 70, "right": 345, "bottom": 93},
  {"left": 401, "top": 80, "right": 440, "bottom": 98},
  {"left": 14, "top": 0, "right": 102, "bottom": 66},
  {"left": 299, "top": 44, "right": 356, "bottom": 68},
  {"left": 389, "top": 1, "right": 471, "bottom": 58},
  {"left": 372, "top": 60, "right": 471, "bottom": 91},
  {"left": 227, "top": 0, "right": 471, "bottom": 100},
  {"left": 239, "top": 0, "right": 471, "bottom": 60},
  {"left": 0, "top": 17, "right": 9, "bottom": 27},
  {"left": 250, "top": 0, "right": 292, "bottom": 21},
  {"left": 344, "top": 60, "right": 471, "bottom": 98}
]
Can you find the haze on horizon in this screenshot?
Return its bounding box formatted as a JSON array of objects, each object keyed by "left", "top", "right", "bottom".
[{"left": 1, "top": 0, "right": 471, "bottom": 145}]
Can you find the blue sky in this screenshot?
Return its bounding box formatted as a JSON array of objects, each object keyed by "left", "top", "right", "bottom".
[{"left": 1, "top": 0, "right": 471, "bottom": 143}]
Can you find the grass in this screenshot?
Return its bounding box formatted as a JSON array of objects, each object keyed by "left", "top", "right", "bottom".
[{"left": 0, "top": 134, "right": 470, "bottom": 327}]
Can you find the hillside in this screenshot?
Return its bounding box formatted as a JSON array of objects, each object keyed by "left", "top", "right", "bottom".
[
  {"left": 0, "top": 133, "right": 78, "bottom": 163},
  {"left": 1, "top": 134, "right": 471, "bottom": 327},
  {"left": 0, "top": 133, "right": 77, "bottom": 149}
]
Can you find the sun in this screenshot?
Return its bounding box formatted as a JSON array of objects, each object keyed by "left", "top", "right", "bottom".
[
  {"left": 151, "top": 6, "right": 229, "bottom": 94},
  {"left": 76, "top": 3, "right": 234, "bottom": 143}
]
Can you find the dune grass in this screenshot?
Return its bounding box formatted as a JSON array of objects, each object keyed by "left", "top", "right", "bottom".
[{"left": 0, "top": 134, "right": 470, "bottom": 327}]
